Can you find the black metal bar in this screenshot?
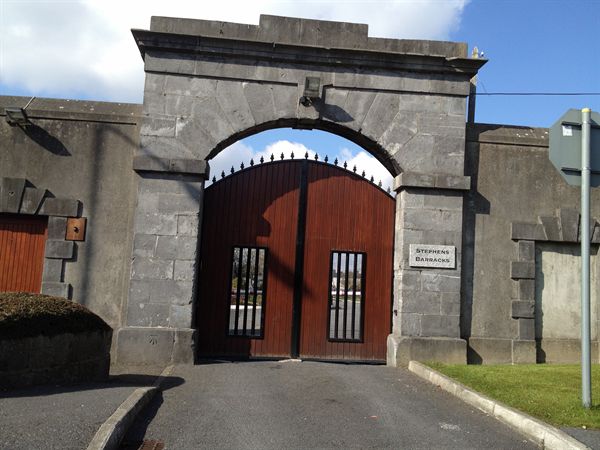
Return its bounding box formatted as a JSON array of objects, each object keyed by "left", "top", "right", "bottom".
[
  {"left": 259, "top": 248, "right": 268, "bottom": 338},
  {"left": 233, "top": 247, "right": 243, "bottom": 335},
  {"left": 290, "top": 160, "right": 309, "bottom": 357},
  {"left": 359, "top": 253, "right": 366, "bottom": 341},
  {"left": 334, "top": 252, "right": 342, "bottom": 339},
  {"left": 251, "top": 247, "right": 259, "bottom": 336},
  {"left": 327, "top": 251, "right": 335, "bottom": 341},
  {"left": 351, "top": 252, "right": 358, "bottom": 340},
  {"left": 242, "top": 247, "right": 252, "bottom": 335},
  {"left": 343, "top": 252, "right": 350, "bottom": 339}
]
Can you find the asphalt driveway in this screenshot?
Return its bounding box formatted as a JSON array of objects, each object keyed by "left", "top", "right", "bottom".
[{"left": 122, "top": 360, "right": 536, "bottom": 449}]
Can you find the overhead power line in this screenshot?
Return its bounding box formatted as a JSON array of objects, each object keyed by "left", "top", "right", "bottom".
[{"left": 474, "top": 92, "right": 600, "bottom": 96}]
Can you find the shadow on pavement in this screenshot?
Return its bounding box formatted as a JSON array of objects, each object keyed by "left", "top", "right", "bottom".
[{"left": 118, "top": 391, "right": 165, "bottom": 450}]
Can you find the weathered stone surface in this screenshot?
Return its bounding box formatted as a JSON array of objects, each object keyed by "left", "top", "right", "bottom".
[
  {"left": 420, "top": 314, "right": 460, "bottom": 337},
  {"left": 40, "top": 198, "right": 80, "bottom": 217},
  {"left": 45, "top": 240, "right": 74, "bottom": 259},
  {"left": 140, "top": 116, "right": 176, "bottom": 137},
  {"left": 387, "top": 335, "right": 466, "bottom": 366},
  {"left": 47, "top": 216, "right": 67, "bottom": 240},
  {"left": 20, "top": 187, "right": 46, "bottom": 214},
  {"left": 41, "top": 281, "right": 70, "bottom": 298},
  {"left": 131, "top": 257, "right": 173, "bottom": 280},
  {"left": 560, "top": 208, "right": 580, "bottom": 242},
  {"left": 216, "top": 80, "right": 255, "bottom": 133},
  {"left": 170, "top": 304, "right": 193, "bottom": 328},
  {"left": 177, "top": 214, "right": 199, "bottom": 236},
  {"left": 134, "top": 155, "right": 209, "bottom": 176},
  {"left": 133, "top": 234, "right": 157, "bottom": 257},
  {"left": 518, "top": 318, "right": 535, "bottom": 340},
  {"left": 158, "top": 193, "right": 201, "bottom": 214},
  {"left": 361, "top": 92, "right": 399, "bottom": 143},
  {"left": 147, "top": 280, "right": 194, "bottom": 305},
  {"left": 399, "top": 291, "right": 441, "bottom": 315},
  {"left": 510, "top": 261, "right": 535, "bottom": 279},
  {"left": 42, "top": 258, "right": 63, "bottom": 282},
  {"left": 517, "top": 279, "right": 535, "bottom": 301},
  {"left": 467, "top": 338, "right": 512, "bottom": 365},
  {"left": 511, "top": 222, "right": 546, "bottom": 241},
  {"left": 421, "top": 272, "right": 460, "bottom": 292},
  {"left": 126, "top": 301, "right": 170, "bottom": 327},
  {"left": 517, "top": 240, "right": 535, "bottom": 262},
  {"left": 539, "top": 216, "right": 561, "bottom": 242},
  {"left": 116, "top": 327, "right": 174, "bottom": 364},
  {"left": 511, "top": 340, "right": 536, "bottom": 364},
  {"left": 174, "top": 260, "right": 196, "bottom": 281},
  {"left": 0, "top": 177, "right": 26, "bottom": 213},
  {"left": 511, "top": 300, "right": 534, "bottom": 319},
  {"left": 155, "top": 235, "right": 198, "bottom": 260},
  {"left": 134, "top": 212, "right": 177, "bottom": 235}
]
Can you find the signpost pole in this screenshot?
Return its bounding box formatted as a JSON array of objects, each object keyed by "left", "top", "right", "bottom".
[{"left": 581, "top": 107, "right": 592, "bottom": 408}]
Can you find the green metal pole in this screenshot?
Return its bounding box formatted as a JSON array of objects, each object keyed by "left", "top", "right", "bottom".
[{"left": 581, "top": 107, "right": 592, "bottom": 408}]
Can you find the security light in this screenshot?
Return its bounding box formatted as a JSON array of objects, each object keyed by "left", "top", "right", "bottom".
[
  {"left": 5, "top": 107, "right": 30, "bottom": 127},
  {"left": 300, "top": 76, "right": 321, "bottom": 106}
]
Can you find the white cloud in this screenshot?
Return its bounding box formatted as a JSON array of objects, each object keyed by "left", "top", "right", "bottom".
[
  {"left": 339, "top": 148, "right": 393, "bottom": 191},
  {"left": 0, "top": 0, "right": 469, "bottom": 102}
]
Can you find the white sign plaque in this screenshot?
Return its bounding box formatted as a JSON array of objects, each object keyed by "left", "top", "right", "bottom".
[{"left": 409, "top": 244, "right": 456, "bottom": 269}]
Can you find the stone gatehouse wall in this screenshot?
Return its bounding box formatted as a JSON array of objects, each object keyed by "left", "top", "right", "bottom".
[{"left": 464, "top": 123, "right": 600, "bottom": 364}]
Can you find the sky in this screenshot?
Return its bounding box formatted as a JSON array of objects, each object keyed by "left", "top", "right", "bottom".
[{"left": 1, "top": 0, "right": 599, "bottom": 189}]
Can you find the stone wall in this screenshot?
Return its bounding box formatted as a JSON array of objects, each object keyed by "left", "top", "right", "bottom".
[
  {"left": 465, "top": 123, "right": 600, "bottom": 364},
  {"left": 0, "top": 97, "right": 141, "bottom": 333}
]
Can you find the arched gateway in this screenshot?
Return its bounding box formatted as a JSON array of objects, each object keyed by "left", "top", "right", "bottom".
[{"left": 115, "top": 14, "right": 485, "bottom": 365}]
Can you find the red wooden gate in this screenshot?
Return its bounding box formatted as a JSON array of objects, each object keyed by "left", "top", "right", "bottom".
[
  {"left": 197, "top": 159, "right": 394, "bottom": 361},
  {"left": 0, "top": 214, "right": 48, "bottom": 293}
]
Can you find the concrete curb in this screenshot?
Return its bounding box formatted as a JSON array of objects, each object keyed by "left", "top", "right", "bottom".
[
  {"left": 408, "top": 361, "right": 590, "bottom": 450},
  {"left": 87, "top": 365, "right": 174, "bottom": 450}
]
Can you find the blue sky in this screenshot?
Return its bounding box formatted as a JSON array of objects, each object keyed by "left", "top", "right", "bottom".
[{"left": 1, "top": 1, "right": 599, "bottom": 187}]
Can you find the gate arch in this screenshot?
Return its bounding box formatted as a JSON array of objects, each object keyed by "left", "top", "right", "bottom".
[{"left": 118, "top": 14, "right": 484, "bottom": 366}]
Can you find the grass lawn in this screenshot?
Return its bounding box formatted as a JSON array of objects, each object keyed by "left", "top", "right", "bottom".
[{"left": 428, "top": 363, "right": 600, "bottom": 429}]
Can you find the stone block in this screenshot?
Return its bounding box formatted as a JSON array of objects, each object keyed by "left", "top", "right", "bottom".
[
  {"left": 511, "top": 222, "right": 546, "bottom": 241},
  {"left": 361, "top": 92, "right": 399, "bottom": 143},
  {"left": 511, "top": 300, "right": 534, "bottom": 319},
  {"left": 0, "top": 177, "right": 26, "bottom": 213},
  {"left": 467, "top": 338, "right": 512, "bottom": 364},
  {"left": 403, "top": 208, "right": 462, "bottom": 233},
  {"left": 126, "top": 302, "right": 170, "bottom": 327},
  {"left": 141, "top": 116, "right": 176, "bottom": 137},
  {"left": 441, "top": 292, "right": 460, "bottom": 315},
  {"left": 20, "top": 187, "right": 46, "bottom": 214},
  {"left": 216, "top": 80, "right": 255, "bottom": 133},
  {"left": 155, "top": 235, "right": 198, "bottom": 260},
  {"left": 42, "top": 258, "right": 63, "bottom": 282},
  {"left": 394, "top": 172, "right": 435, "bottom": 191},
  {"left": 421, "top": 273, "right": 460, "bottom": 293},
  {"left": 518, "top": 318, "right": 535, "bottom": 340},
  {"left": 399, "top": 270, "right": 421, "bottom": 291},
  {"left": 396, "top": 312, "right": 421, "bottom": 336},
  {"left": 133, "top": 155, "right": 209, "bottom": 176},
  {"left": 133, "top": 234, "right": 157, "bottom": 257},
  {"left": 387, "top": 335, "right": 466, "bottom": 367},
  {"left": 170, "top": 304, "right": 193, "bottom": 328},
  {"left": 422, "top": 192, "right": 464, "bottom": 210},
  {"left": 537, "top": 338, "right": 599, "bottom": 364},
  {"left": 510, "top": 261, "right": 535, "bottom": 279},
  {"left": 177, "top": 214, "right": 199, "bottom": 236},
  {"left": 592, "top": 224, "right": 600, "bottom": 244},
  {"left": 158, "top": 193, "right": 201, "bottom": 214},
  {"left": 172, "top": 328, "right": 196, "bottom": 364},
  {"left": 399, "top": 291, "right": 440, "bottom": 315},
  {"left": 145, "top": 50, "right": 196, "bottom": 76},
  {"left": 134, "top": 212, "right": 177, "bottom": 235},
  {"left": 39, "top": 198, "right": 79, "bottom": 217},
  {"left": 344, "top": 90, "right": 377, "bottom": 131},
  {"left": 242, "top": 82, "right": 276, "bottom": 125},
  {"left": 140, "top": 134, "right": 195, "bottom": 160},
  {"left": 560, "top": 208, "right": 580, "bottom": 242},
  {"left": 174, "top": 260, "right": 196, "bottom": 281},
  {"left": 511, "top": 340, "right": 536, "bottom": 364},
  {"left": 148, "top": 279, "right": 194, "bottom": 305},
  {"left": 420, "top": 314, "right": 459, "bottom": 337},
  {"left": 517, "top": 240, "right": 535, "bottom": 262},
  {"left": 434, "top": 174, "right": 470, "bottom": 191},
  {"left": 45, "top": 240, "right": 74, "bottom": 259},
  {"left": 131, "top": 257, "right": 173, "bottom": 280},
  {"left": 129, "top": 280, "right": 151, "bottom": 304},
  {"left": 270, "top": 84, "right": 298, "bottom": 120},
  {"left": 47, "top": 216, "right": 67, "bottom": 239},
  {"left": 41, "top": 281, "right": 70, "bottom": 298},
  {"left": 169, "top": 159, "right": 209, "bottom": 177},
  {"left": 539, "top": 216, "right": 561, "bottom": 242},
  {"left": 517, "top": 279, "right": 535, "bottom": 301},
  {"left": 115, "top": 327, "right": 174, "bottom": 365}
]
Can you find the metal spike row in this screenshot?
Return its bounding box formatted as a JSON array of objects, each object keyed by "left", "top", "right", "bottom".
[
  {"left": 212, "top": 176, "right": 216, "bottom": 183},
  {"left": 334, "top": 158, "right": 338, "bottom": 166},
  {"left": 280, "top": 152, "right": 284, "bottom": 160},
  {"left": 314, "top": 154, "right": 319, "bottom": 161},
  {"left": 353, "top": 165, "right": 357, "bottom": 173},
  {"left": 221, "top": 171, "right": 225, "bottom": 178},
  {"left": 343, "top": 161, "right": 347, "bottom": 169},
  {"left": 250, "top": 159, "right": 254, "bottom": 166},
  {"left": 378, "top": 180, "right": 382, "bottom": 187},
  {"left": 370, "top": 176, "right": 374, "bottom": 182},
  {"left": 230, "top": 166, "right": 235, "bottom": 174},
  {"left": 270, "top": 154, "right": 274, "bottom": 161},
  {"left": 260, "top": 156, "right": 264, "bottom": 164},
  {"left": 305, "top": 152, "right": 309, "bottom": 159},
  {"left": 362, "top": 171, "right": 366, "bottom": 177},
  {"left": 324, "top": 155, "right": 329, "bottom": 163},
  {"left": 240, "top": 162, "right": 245, "bottom": 169}
]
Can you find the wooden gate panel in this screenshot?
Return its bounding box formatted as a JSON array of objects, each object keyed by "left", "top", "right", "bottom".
[
  {"left": 0, "top": 214, "right": 48, "bottom": 293},
  {"left": 299, "top": 163, "right": 394, "bottom": 361},
  {"left": 197, "top": 161, "right": 301, "bottom": 358}
]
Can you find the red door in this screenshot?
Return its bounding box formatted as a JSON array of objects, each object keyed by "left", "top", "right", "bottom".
[
  {"left": 0, "top": 214, "right": 48, "bottom": 293},
  {"left": 197, "top": 159, "right": 393, "bottom": 361}
]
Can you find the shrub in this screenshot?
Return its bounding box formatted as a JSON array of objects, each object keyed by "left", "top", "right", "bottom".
[{"left": 0, "top": 292, "right": 110, "bottom": 340}]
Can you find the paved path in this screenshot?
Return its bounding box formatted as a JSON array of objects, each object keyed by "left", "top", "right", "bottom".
[{"left": 123, "top": 361, "right": 536, "bottom": 449}]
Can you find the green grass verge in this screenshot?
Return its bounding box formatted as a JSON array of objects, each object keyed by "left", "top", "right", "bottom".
[
  {"left": 0, "top": 292, "right": 110, "bottom": 339},
  {"left": 427, "top": 362, "right": 600, "bottom": 429}
]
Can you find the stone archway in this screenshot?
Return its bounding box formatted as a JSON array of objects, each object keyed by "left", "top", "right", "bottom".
[{"left": 115, "top": 14, "right": 485, "bottom": 365}]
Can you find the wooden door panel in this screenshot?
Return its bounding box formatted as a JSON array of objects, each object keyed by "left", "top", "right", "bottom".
[
  {"left": 197, "top": 161, "right": 300, "bottom": 358},
  {"left": 0, "top": 214, "right": 48, "bottom": 294}
]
